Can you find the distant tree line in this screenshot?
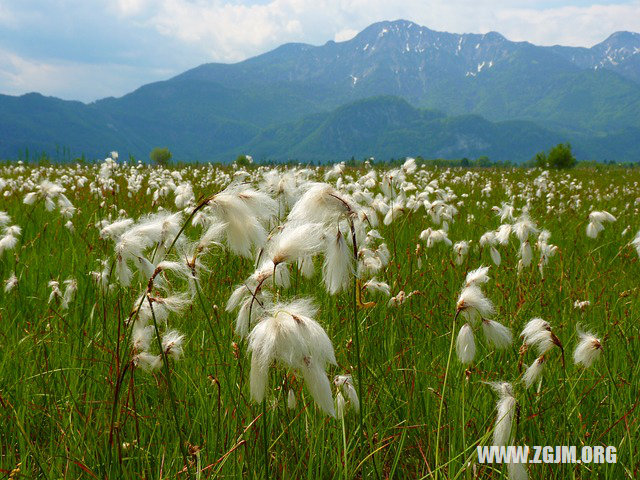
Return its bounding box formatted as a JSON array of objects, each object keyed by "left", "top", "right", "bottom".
[{"left": 5, "top": 143, "right": 639, "bottom": 169}]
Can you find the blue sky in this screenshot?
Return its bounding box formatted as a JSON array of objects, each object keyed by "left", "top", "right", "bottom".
[{"left": 0, "top": 0, "right": 638, "bottom": 102}]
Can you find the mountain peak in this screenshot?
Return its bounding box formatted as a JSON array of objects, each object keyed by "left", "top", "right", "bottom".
[
  {"left": 355, "top": 19, "right": 432, "bottom": 40},
  {"left": 597, "top": 30, "right": 640, "bottom": 49}
]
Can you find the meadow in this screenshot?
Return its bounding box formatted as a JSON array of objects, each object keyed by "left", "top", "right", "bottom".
[{"left": 0, "top": 157, "right": 638, "bottom": 479}]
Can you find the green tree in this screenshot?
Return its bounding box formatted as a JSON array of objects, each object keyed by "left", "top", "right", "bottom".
[
  {"left": 534, "top": 151, "right": 548, "bottom": 168},
  {"left": 150, "top": 147, "right": 172, "bottom": 166},
  {"left": 475, "top": 155, "right": 491, "bottom": 167},
  {"left": 234, "top": 154, "right": 253, "bottom": 167},
  {"left": 548, "top": 143, "right": 576, "bottom": 169},
  {"left": 534, "top": 143, "right": 576, "bottom": 169}
]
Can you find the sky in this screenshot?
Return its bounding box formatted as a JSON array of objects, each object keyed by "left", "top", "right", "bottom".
[{"left": 0, "top": 0, "right": 639, "bottom": 102}]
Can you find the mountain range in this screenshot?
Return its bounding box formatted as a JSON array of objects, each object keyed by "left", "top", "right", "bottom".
[{"left": 1, "top": 19, "right": 640, "bottom": 163}]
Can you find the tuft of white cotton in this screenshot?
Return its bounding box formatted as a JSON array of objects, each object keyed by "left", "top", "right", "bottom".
[
  {"left": 519, "top": 241, "right": 532, "bottom": 267},
  {"left": 134, "top": 352, "right": 162, "bottom": 371},
  {"left": 420, "top": 228, "right": 452, "bottom": 248},
  {"left": 322, "top": 229, "right": 354, "bottom": 295},
  {"left": 456, "top": 285, "right": 495, "bottom": 324},
  {"left": 298, "top": 255, "right": 316, "bottom": 279},
  {"left": 362, "top": 278, "right": 390, "bottom": 296},
  {"left": 100, "top": 218, "right": 134, "bottom": 240},
  {"left": 456, "top": 323, "right": 476, "bottom": 364},
  {"left": 247, "top": 298, "right": 336, "bottom": 416},
  {"left": 48, "top": 280, "right": 62, "bottom": 304},
  {"left": 585, "top": 221, "right": 603, "bottom": 239},
  {"left": 334, "top": 374, "right": 359, "bottom": 413},
  {"left": 493, "top": 203, "right": 515, "bottom": 222},
  {"left": 162, "top": 330, "right": 185, "bottom": 360},
  {"left": 0, "top": 233, "right": 18, "bottom": 254},
  {"left": 174, "top": 183, "right": 195, "bottom": 209},
  {"left": 589, "top": 210, "right": 616, "bottom": 223},
  {"left": 131, "top": 324, "right": 155, "bottom": 352},
  {"left": 482, "top": 320, "right": 513, "bottom": 349},
  {"left": 521, "top": 318, "right": 550, "bottom": 343},
  {"left": 270, "top": 222, "right": 323, "bottom": 266},
  {"left": 489, "top": 382, "right": 516, "bottom": 446},
  {"left": 388, "top": 290, "right": 408, "bottom": 307},
  {"left": 586, "top": 210, "right": 616, "bottom": 239},
  {"left": 495, "top": 224, "right": 512, "bottom": 245},
  {"left": 288, "top": 183, "right": 355, "bottom": 225},
  {"left": 4, "top": 273, "right": 18, "bottom": 292},
  {"left": 513, "top": 212, "right": 538, "bottom": 243},
  {"left": 61, "top": 279, "right": 77, "bottom": 310},
  {"left": 453, "top": 241, "right": 470, "bottom": 265},
  {"left": 507, "top": 458, "right": 528, "bottom": 480},
  {"left": 489, "top": 246, "right": 501, "bottom": 266},
  {"left": 573, "top": 300, "right": 590, "bottom": 310},
  {"left": 573, "top": 329, "right": 602, "bottom": 368},
  {"left": 465, "top": 266, "right": 490, "bottom": 287},
  {"left": 207, "top": 191, "right": 267, "bottom": 258},
  {"left": 523, "top": 356, "right": 545, "bottom": 388}
]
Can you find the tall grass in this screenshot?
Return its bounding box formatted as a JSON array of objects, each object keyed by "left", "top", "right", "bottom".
[{"left": 0, "top": 163, "right": 638, "bottom": 479}]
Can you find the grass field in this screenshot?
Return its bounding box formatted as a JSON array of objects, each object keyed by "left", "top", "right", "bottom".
[{"left": 0, "top": 158, "right": 638, "bottom": 479}]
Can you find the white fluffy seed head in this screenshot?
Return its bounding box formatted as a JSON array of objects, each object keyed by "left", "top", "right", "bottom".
[
  {"left": 456, "top": 285, "right": 495, "bottom": 324},
  {"left": 322, "top": 229, "right": 354, "bottom": 295},
  {"left": 489, "top": 246, "right": 501, "bottom": 266},
  {"left": 465, "top": 266, "right": 490, "bottom": 287},
  {"left": 363, "top": 278, "right": 391, "bottom": 296},
  {"left": 4, "top": 273, "right": 18, "bottom": 292},
  {"left": 523, "top": 356, "right": 545, "bottom": 388},
  {"left": 495, "top": 224, "right": 512, "bottom": 245},
  {"left": 507, "top": 458, "right": 528, "bottom": 480},
  {"left": 247, "top": 298, "right": 336, "bottom": 415},
  {"left": 586, "top": 221, "right": 603, "bottom": 238},
  {"left": 270, "top": 222, "right": 323, "bottom": 266},
  {"left": 573, "top": 329, "right": 602, "bottom": 368},
  {"left": 489, "top": 382, "right": 516, "bottom": 446},
  {"left": 334, "top": 374, "right": 360, "bottom": 413},
  {"left": 162, "top": 330, "right": 185, "bottom": 360},
  {"left": 589, "top": 210, "right": 616, "bottom": 223},
  {"left": 288, "top": 183, "right": 354, "bottom": 225},
  {"left": 134, "top": 352, "right": 162, "bottom": 372},
  {"left": 456, "top": 323, "right": 476, "bottom": 364},
  {"left": 482, "top": 320, "right": 513, "bottom": 349},
  {"left": 519, "top": 241, "right": 532, "bottom": 267},
  {"left": 521, "top": 318, "right": 550, "bottom": 343}
]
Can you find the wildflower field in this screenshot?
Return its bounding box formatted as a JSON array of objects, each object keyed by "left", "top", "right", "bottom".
[{"left": 0, "top": 157, "right": 638, "bottom": 479}]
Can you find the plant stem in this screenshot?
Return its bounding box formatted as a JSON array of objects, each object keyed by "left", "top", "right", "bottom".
[
  {"left": 263, "top": 397, "right": 269, "bottom": 480},
  {"left": 148, "top": 297, "right": 193, "bottom": 479},
  {"left": 435, "top": 311, "right": 458, "bottom": 480}
]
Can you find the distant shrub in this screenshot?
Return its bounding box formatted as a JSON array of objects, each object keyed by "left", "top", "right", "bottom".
[
  {"left": 235, "top": 154, "right": 253, "bottom": 167},
  {"left": 150, "top": 147, "right": 172, "bottom": 166},
  {"left": 534, "top": 143, "right": 576, "bottom": 169}
]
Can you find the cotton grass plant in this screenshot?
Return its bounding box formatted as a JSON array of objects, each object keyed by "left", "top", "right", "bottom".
[{"left": 0, "top": 159, "right": 637, "bottom": 479}]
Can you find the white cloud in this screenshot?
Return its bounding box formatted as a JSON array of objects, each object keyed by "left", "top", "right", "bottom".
[
  {"left": 0, "top": 47, "right": 174, "bottom": 101},
  {"left": 132, "top": 0, "right": 640, "bottom": 62},
  {"left": 334, "top": 28, "right": 358, "bottom": 42},
  {"left": 496, "top": 3, "right": 640, "bottom": 46}
]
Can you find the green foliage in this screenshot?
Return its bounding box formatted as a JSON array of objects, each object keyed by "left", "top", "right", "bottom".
[
  {"left": 150, "top": 147, "right": 172, "bottom": 166},
  {"left": 534, "top": 143, "right": 577, "bottom": 169},
  {"left": 0, "top": 163, "right": 638, "bottom": 478},
  {"left": 548, "top": 142, "right": 577, "bottom": 169},
  {"left": 234, "top": 154, "right": 253, "bottom": 167}
]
